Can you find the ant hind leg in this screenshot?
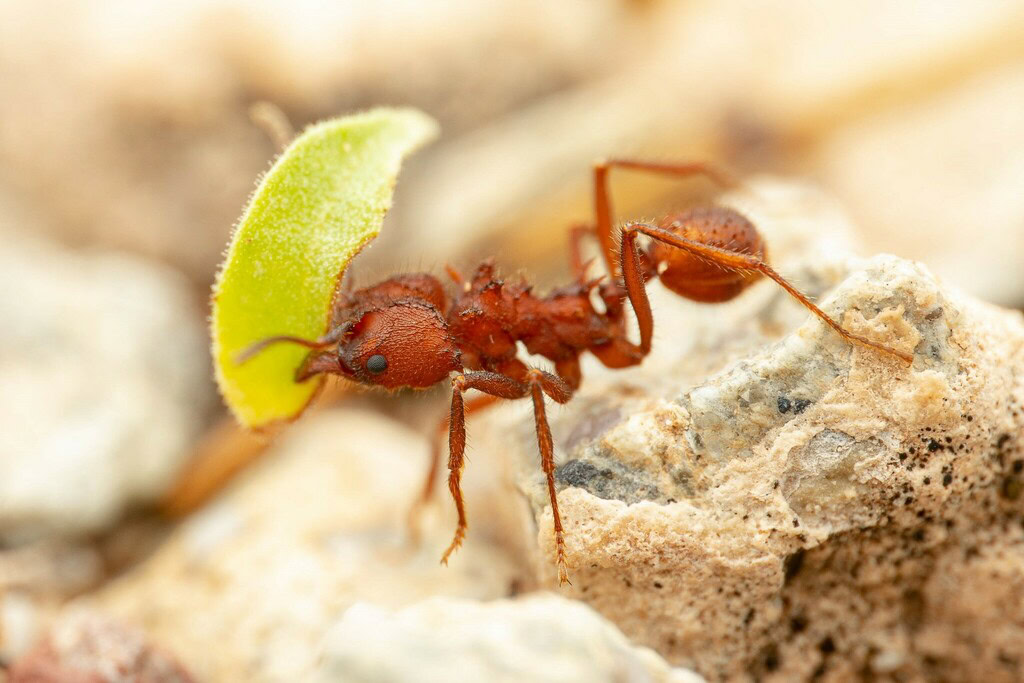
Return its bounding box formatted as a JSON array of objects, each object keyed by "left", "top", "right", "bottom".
[
  {"left": 619, "top": 221, "right": 913, "bottom": 364},
  {"left": 592, "top": 159, "right": 737, "bottom": 277}
]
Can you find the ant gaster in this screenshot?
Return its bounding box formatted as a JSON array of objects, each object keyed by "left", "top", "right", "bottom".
[{"left": 240, "top": 160, "right": 913, "bottom": 585}]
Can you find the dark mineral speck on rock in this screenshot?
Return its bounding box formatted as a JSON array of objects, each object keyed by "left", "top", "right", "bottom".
[
  {"left": 556, "top": 458, "right": 663, "bottom": 504},
  {"left": 777, "top": 396, "right": 811, "bottom": 414}
]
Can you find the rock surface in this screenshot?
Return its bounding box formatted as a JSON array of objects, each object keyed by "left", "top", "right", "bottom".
[
  {"left": 0, "top": 540, "right": 105, "bottom": 663},
  {"left": 7, "top": 609, "right": 194, "bottom": 682},
  {"left": 95, "top": 409, "right": 531, "bottom": 682},
  {"left": 313, "top": 594, "right": 704, "bottom": 683},
  {"left": 0, "top": 227, "right": 210, "bottom": 542},
  {"left": 472, "top": 180, "right": 1024, "bottom": 681}
]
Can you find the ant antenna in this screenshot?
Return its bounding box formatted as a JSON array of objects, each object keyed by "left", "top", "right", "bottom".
[
  {"left": 235, "top": 336, "right": 332, "bottom": 364},
  {"left": 235, "top": 321, "right": 354, "bottom": 365}
]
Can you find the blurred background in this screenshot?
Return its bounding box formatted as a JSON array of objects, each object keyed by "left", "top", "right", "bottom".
[{"left": 1, "top": 0, "right": 1023, "bottom": 680}]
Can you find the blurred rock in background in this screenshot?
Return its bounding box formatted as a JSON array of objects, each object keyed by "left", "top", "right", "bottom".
[
  {"left": 0, "top": 0, "right": 641, "bottom": 288},
  {"left": 0, "top": 210, "right": 210, "bottom": 544},
  {"left": 8, "top": 609, "right": 195, "bottom": 683},
  {"left": 2, "top": 1, "right": 1021, "bottom": 303},
  {"left": 95, "top": 409, "right": 533, "bottom": 681}
]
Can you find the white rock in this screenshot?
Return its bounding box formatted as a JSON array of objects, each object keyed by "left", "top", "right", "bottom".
[
  {"left": 97, "top": 409, "right": 529, "bottom": 682},
  {"left": 0, "top": 229, "right": 210, "bottom": 540},
  {"left": 313, "top": 594, "right": 704, "bottom": 683}
]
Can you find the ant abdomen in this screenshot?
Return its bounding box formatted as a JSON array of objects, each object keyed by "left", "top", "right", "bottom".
[{"left": 650, "top": 206, "right": 765, "bottom": 303}]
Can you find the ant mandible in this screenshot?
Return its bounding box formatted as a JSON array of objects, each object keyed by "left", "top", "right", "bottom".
[{"left": 240, "top": 160, "right": 913, "bottom": 585}]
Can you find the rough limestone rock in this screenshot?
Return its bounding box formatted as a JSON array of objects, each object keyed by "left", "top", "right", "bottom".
[
  {"left": 313, "top": 594, "right": 704, "bottom": 683},
  {"left": 470, "top": 180, "right": 1024, "bottom": 681},
  {"left": 95, "top": 409, "right": 530, "bottom": 682},
  {"left": 0, "top": 539, "right": 107, "bottom": 663},
  {"left": 7, "top": 609, "right": 194, "bottom": 682},
  {"left": 0, "top": 227, "right": 210, "bottom": 541}
]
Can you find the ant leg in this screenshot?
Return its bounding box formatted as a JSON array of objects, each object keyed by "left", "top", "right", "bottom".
[
  {"left": 588, "top": 281, "right": 648, "bottom": 370},
  {"left": 440, "top": 372, "right": 530, "bottom": 566},
  {"left": 407, "top": 394, "right": 501, "bottom": 539},
  {"left": 567, "top": 223, "right": 597, "bottom": 284},
  {"left": 526, "top": 369, "right": 574, "bottom": 586},
  {"left": 617, "top": 223, "right": 656, "bottom": 356},
  {"left": 621, "top": 222, "right": 914, "bottom": 364},
  {"left": 554, "top": 356, "right": 582, "bottom": 391},
  {"left": 440, "top": 383, "right": 472, "bottom": 565},
  {"left": 491, "top": 356, "right": 531, "bottom": 384},
  {"left": 589, "top": 335, "right": 646, "bottom": 369},
  {"left": 593, "top": 159, "right": 737, "bottom": 277}
]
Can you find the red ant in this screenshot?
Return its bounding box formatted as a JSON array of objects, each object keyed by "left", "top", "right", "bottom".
[{"left": 239, "top": 160, "right": 912, "bottom": 585}]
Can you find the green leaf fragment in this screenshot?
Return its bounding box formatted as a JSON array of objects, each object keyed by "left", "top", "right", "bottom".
[{"left": 212, "top": 108, "right": 439, "bottom": 428}]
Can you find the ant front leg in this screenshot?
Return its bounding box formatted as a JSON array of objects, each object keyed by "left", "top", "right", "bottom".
[
  {"left": 593, "top": 159, "right": 737, "bottom": 277},
  {"left": 407, "top": 394, "right": 501, "bottom": 540},
  {"left": 439, "top": 369, "right": 575, "bottom": 586},
  {"left": 440, "top": 372, "right": 530, "bottom": 566},
  {"left": 619, "top": 221, "right": 914, "bottom": 364}
]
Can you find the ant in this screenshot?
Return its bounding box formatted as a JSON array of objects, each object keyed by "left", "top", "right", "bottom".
[{"left": 239, "top": 160, "right": 912, "bottom": 585}]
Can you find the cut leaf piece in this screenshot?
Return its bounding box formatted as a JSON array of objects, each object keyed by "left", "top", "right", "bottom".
[{"left": 212, "top": 108, "right": 439, "bottom": 428}]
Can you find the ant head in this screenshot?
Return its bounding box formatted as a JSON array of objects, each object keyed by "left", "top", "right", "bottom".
[
  {"left": 334, "top": 300, "right": 460, "bottom": 390},
  {"left": 238, "top": 300, "right": 461, "bottom": 389}
]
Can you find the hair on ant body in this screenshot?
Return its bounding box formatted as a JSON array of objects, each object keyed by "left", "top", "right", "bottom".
[{"left": 241, "top": 160, "right": 912, "bottom": 585}]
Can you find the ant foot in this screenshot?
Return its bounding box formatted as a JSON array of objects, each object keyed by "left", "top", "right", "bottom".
[
  {"left": 555, "top": 532, "right": 572, "bottom": 586},
  {"left": 440, "top": 527, "right": 465, "bottom": 566},
  {"left": 557, "top": 561, "right": 572, "bottom": 587}
]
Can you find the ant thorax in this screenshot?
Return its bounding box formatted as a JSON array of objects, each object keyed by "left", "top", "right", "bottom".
[{"left": 444, "top": 262, "right": 634, "bottom": 387}]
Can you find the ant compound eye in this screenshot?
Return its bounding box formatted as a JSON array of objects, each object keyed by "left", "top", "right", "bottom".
[{"left": 365, "top": 354, "right": 388, "bottom": 374}]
